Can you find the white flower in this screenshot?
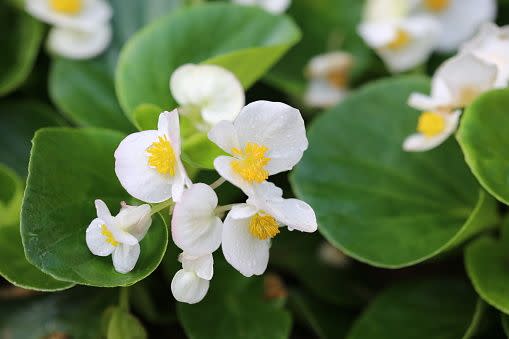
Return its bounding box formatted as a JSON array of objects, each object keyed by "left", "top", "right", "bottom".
[
  {"left": 231, "top": 0, "right": 291, "bottom": 14},
  {"left": 171, "top": 183, "right": 223, "bottom": 256},
  {"left": 415, "top": 0, "right": 496, "bottom": 52},
  {"left": 408, "top": 53, "right": 497, "bottom": 111},
  {"left": 208, "top": 100, "right": 308, "bottom": 195},
  {"left": 402, "top": 110, "right": 461, "bottom": 152},
  {"left": 115, "top": 110, "right": 190, "bottom": 203},
  {"left": 460, "top": 23, "right": 509, "bottom": 88},
  {"left": 358, "top": 14, "right": 440, "bottom": 73},
  {"left": 304, "top": 52, "right": 353, "bottom": 108},
  {"left": 86, "top": 199, "right": 152, "bottom": 274},
  {"left": 222, "top": 181, "right": 317, "bottom": 277},
  {"left": 169, "top": 64, "right": 244, "bottom": 130},
  {"left": 25, "top": 0, "right": 113, "bottom": 59},
  {"left": 171, "top": 252, "right": 213, "bottom": 304}
]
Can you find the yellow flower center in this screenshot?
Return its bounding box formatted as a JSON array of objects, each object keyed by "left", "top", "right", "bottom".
[
  {"left": 386, "top": 29, "right": 411, "bottom": 50},
  {"left": 417, "top": 111, "right": 446, "bottom": 137},
  {"left": 231, "top": 142, "right": 270, "bottom": 183},
  {"left": 249, "top": 213, "right": 279, "bottom": 240},
  {"left": 147, "top": 135, "right": 177, "bottom": 176},
  {"left": 50, "top": 0, "right": 82, "bottom": 14},
  {"left": 101, "top": 225, "right": 119, "bottom": 247},
  {"left": 327, "top": 69, "right": 348, "bottom": 89},
  {"left": 424, "top": 0, "right": 450, "bottom": 12}
]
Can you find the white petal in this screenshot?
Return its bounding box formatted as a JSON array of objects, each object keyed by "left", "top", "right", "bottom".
[
  {"left": 363, "top": 0, "right": 411, "bottom": 22},
  {"left": 358, "top": 21, "right": 399, "bottom": 48},
  {"left": 47, "top": 24, "right": 111, "bottom": 60},
  {"left": 170, "top": 64, "right": 244, "bottom": 126},
  {"left": 85, "top": 218, "right": 115, "bottom": 256},
  {"left": 232, "top": 0, "right": 291, "bottom": 13},
  {"left": 179, "top": 252, "right": 214, "bottom": 280},
  {"left": 114, "top": 130, "right": 173, "bottom": 203},
  {"left": 213, "top": 155, "right": 254, "bottom": 196},
  {"left": 207, "top": 120, "right": 241, "bottom": 154},
  {"left": 234, "top": 101, "right": 308, "bottom": 175},
  {"left": 427, "top": 0, "right": 496, "bottom": 52},
  {"left": 171, "top": 269, "right": 209, "bottom": 304},
  {"left": 157, "top": 110, "right": 182, "bottom": 155},
  {"left": 114, "top": 204, "right": 152, "bottom": 241},
  {"left": 306, "top": 51, "right": 353, "bottom": 78},
  {"left": 172, "top": 183, "right": 222, "bottom": 256},
  {"left": 94, "top": 199, "right": 113, "bottom": 225},
  {"left": 403, "top": 110, "right": 461, "bottom": 152},
  {"left": 228, "top": 203, "right": 258, "bottom": 219},
  {"left": 221, "top": 212, "right": 269, "bottom": 277},
  {"left": 112, "top": 243, "right": 140, "bottom": 274},
  {"left": 304, "top": 80, "right": 347, "bottom": 108},
  {"left": 26, "top": 0, "right": 112, "bottom": 32},
  {"left": 171, "top": 160, "right": 189, "bottom": 202}
]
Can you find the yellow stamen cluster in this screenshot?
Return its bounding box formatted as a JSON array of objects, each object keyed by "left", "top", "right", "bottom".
[
  {"left": 417, "top": 111, "right": 446, "bottom": 137},
  {"left": 386, "top": 29, "right": 411, "bottom": 50},
  {"left": 147, "top": 135, "right": 177, "bottom": 176},
  {"left": 101, "top": 225, "right": 119, "bottom": 247},
  {"left": 50, "top": 0, "right": 82, "bottom": 14},
  {"left": 249, "top": 213, "right": 279, "bottom": 240},
  {"left": 424, "top": 0, "right": 450, "bottom": 12},
  {"left": 231, "top": 142, "right": 270, "bottom": 183},
  {"left": 327, "top": 69, "right": 348, "bottom": 89}
]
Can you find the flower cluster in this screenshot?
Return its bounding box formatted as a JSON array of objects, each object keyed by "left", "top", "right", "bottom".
[
  {"left": 403, "top": 23, "right": 509, "bottom": 152},
  {"left": 26, "top": 0, "right": 112, "bottom": 59},
  {"left": 358, "top": 0, "right": 496, "bottom": 73},
  {"left": 85, "top": 63, "right": 317, "bottom": 304}
]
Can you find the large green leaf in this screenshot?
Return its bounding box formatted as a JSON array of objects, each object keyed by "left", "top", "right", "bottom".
[
  {"left": 0, "top": 2, "right": 44, "bottom": 96},
  {"left": 465, "top": 217, "right": 509, "bottom": 315},
  {"left": 21, "top": 128, "right": 167, "bottom": 287},
  {"left": 291, "top": 76, "right": 498, "bottom": 268},
  {"left": 457, "top": 88, "right": 509, "bottom": 205},
  {"left": 347, "top": 279, "right": 479, "bottom": 339},
  {"left": 0, "top": 100, "right": 65, "bottom": 176},
  {"left": 0, "top": 287, "right": 115, "bottom": 338},
  {"left": 265, "top": 0, "right": 375, "bottom": 98},
  {"left": 115, "top": 2, "right": 301, "bottom": 120},
  {"left": 177, "top": 259, "right": 292, "bottom": 339},
  {"left": 49, "top": 0, "right": 185, "bottom": 131},
  {"left": 0, "top": 164, "right": 23, "bottom": 226}
]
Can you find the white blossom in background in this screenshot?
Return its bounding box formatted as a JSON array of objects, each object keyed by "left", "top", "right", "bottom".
[
  {"left": 222, "top": 182, "right": 317, "bottom": 277},
  {"left": 86, "top": 200, "right": 152, "bottom": 274},
  {"left": 115, "top": 110, "right": 190, "bottom": 203},
  {"left": 25, "top": 0, "right": 112, "bottom": 59},
  {"left": 208, "top": 100, "right": 308, "bottom": 196},
  {"left": 304, "top": 51, "right": 354, "bottom": 108},
  {"left": 170, "top": 64, "right": 245, "bottom": 131},
  {"left": 232, "top": 0, "right": 291, "bottom": 14},
  {"left": 171, "top": 252, "right": 213, "bottom": 304},
  {"left": 172, "top": 183, "right": 223, "bottom": 256},
  {"left": 414, "top": 0, "right": 496, "bottom": 52},
  {"left": 318, "top": 242, "right": 351, "bottom": 268},
  {"left": 460, "top": 23, "right": 509, "bottom": 88}
]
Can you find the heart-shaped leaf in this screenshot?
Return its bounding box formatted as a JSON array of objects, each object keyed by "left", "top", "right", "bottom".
[
  {"left": 291, "top": 76, "right": 498, "bottom": 268},
  {"left": 49, "top": 0, "right": 185, "bottom": 131},
  {"left": 457, "top": 88, "right": 509, "bottom": 205},
  {"left": 347, "top": 279, "right": 479, "bottom": 339},
  {"left": 21, "top": 128, "right": 168, "bottom": 287}
]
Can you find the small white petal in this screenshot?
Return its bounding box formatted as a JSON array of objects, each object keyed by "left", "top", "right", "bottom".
[
  {"left": 112, "top": 243, "right": 140, "bottom": 274},
  {"left": 86, "top": 218, "right": 115, "bottom": 256},
  {"left": 172, "top": 183, "right": 222, "bottom": 256},
  {"left": 157, "top": 110, "right": 182, "bottom": 155},
  {"left": 358, "top": 21, "right": 400, "bottom": 48},
  {"left": 115, "top": 204, "right": 152, "bottom": 241},
  {"left": 170, "top": 64, "right": 244, "bottom": 127},
  {"left": 213, "top": 155, "right": 254, "bottom": 196},
  {"left": 304, "top": 80, "right": 347, "bottom": 108},
  {"left": 95, "top": 199, "right": 113, "bottom": 225},
  {"left": 363, "top": 0, "right": 411, "bottom": 22},
  {"left": 408, "top": 78, "right": 453, "bottom": 111},
  {"left": 179, "top": 252, "right": 214, "bottom": 280},
  {"left": 222, "top": 212, "right": 269, "bottom": 277},
  {"left": 306, "top": 52, "right": 353, "bottom": 79},
  {"left": 171, "top": 269, "right": 209, "bottom": 304},
  {"left": 228, "top": 203, "right": 258, "bottom": 220},
  {"left": 47, "top": 24, "right": 112, "bottom": 60},
  {"left": 232, "top": 0, "right": 291, "bottom": 13},
  {"left": 208, "top": 120, "right": 241, "bottom": 154}
]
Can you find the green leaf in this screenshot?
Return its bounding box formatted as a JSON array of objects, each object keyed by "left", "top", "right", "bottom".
[
  {"left": 0, "top": 287, "right": 115, "bottom": 338},
  {"left": 0, "top": 2, "right": 44, "bottom": 96},
  {"left": 457, "top": 88, "right": 509, "bottom": 205},
  {"left": 115, "top": 2, "right": 301, "bottom": 120},
  {"left": 21, "top": 128, "right": 168, "bottom": 287},
  {"left": 107, "top": 307, "right": 148, "bottom": 339},
  {"left": 0, "top": 164, "right": 23, "bottom": 226},
  {"left": 291, "top": 76, "right": 499, "bottom": 268},
  {"left": 177, "top": 259, "right": 292, "bottom": 339},
  {"left": 133, "top": 103, "right": 163, "bottom": 130},
  {"left": 465, "top": 217, "right": 509, "bottom": 315},
  {"left": 0, "top": 100, "right": 65, "bottom": 176},
  {"left": 502, "top": 314, "right": 509, "bottom": 337},
  {"left": 265, "top": 0, "right": 375, "bottom": 98},
  {"left": 49, "top": 0, "right": 185, "bottom": 131},
  {"left": 347, "top": 279, "right": 479, "bottom": 339}
]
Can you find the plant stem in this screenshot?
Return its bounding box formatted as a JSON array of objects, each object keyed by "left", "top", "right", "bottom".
[
  {"left": 215, "top": 204, "right": 237, "bottom": 215},
  {"left": 151, "top": 199, "right": 174, "bottom": 215},
  {"left": 210, "top": 177, "right": 226, "bottom": 190},
  {"left": 119, "top": 287, "right": 129, "bottom": 311}
]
